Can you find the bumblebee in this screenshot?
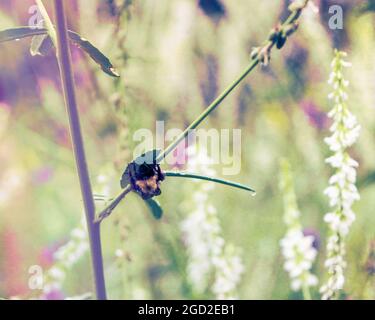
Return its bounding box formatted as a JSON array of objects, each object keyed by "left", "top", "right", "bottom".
[{"left": 120, "top": 150, "right": 165, "bottom": 200}]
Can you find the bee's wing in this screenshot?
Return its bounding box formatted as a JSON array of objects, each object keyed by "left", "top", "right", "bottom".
[
  {"left": 120, "top": 165, "right": 131, "bottom": 188},
  {"left": 144, "top": 198, "right": 163, "bottom": 219}
]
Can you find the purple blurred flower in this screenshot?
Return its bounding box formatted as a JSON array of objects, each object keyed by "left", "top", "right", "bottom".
[
  {"left": 365, "top": 240, "right": 375, "bottom": 276},
  {"left": 200, "top": 54, "right": 219, "bottom": 107},
  {"left": 170, "top": 142, "right": 189, "bottom": 170},
  {"left": 0, "top": 102, "right": 11, "bottom": 112},
  {"left": 303, "top": 227, "right": 321, "bottom": 250},
  {"left": 97, "top": 0, "right": 119, "bottom": 21},
  {"left": 300, "top": 100, "right": 329, "bottom": 130},
  {"left": 55, "top": 125, "right": 71, "bottom": 148},
  {"left": 39, "top": 246, "right": 57, "bottom": 267},
  {"left": 32, "top": 166, "right": 54, "bottom": 185},
  {"left": 71, "top": 48, "right": 93, "bottom": 89},
  {"left": 41, "top": 288, "right": 65, "bottom": 300},
  {"left": 28, "top": 54, "right": 61, "bottom": 94},
  {"left": 0, "top": 70, "right": 20, "bottom": 106},
  {"left": 285, "top": 44, "right": 309, "bottom": 99},
  {"left": 38, "top": 239, "right": 68, "bottom": 268},
  {"left": 0, "top": 0, "right": 13, "bottom": 11}
]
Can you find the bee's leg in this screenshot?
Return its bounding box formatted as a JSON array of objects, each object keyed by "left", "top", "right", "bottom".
[{"left": 157, "top": 165, "right": 165, "bottom": 181}]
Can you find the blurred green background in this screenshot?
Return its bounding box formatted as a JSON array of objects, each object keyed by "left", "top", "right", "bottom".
[{"left": 0, "top": 0, "right": 374, "bottom": 299}]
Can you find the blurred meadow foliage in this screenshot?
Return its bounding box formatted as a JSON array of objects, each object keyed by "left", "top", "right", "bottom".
[{"left": 0, "top": 0, "right": 374, "bottom": 299}]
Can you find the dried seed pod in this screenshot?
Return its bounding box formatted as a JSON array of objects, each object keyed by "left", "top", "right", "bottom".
[
  {"left": 288, "top": 0, "right": 308, "bottom": 12},
  {"left": 283, "top": 22, "right": 299, "bottom": 38},
  {"left": 268, "top": 24, "right": 286, "bottom": 50},
  {"left": 258, "top": 44, "right": 272, "bottom": 66},
  {"left": 250, "top": 47, "right": 260, "bottom": 60},
  {"left": 268, "top": 27, "right": 279, "bottom": 42},
  {"left": 276, "top": 34, "right": 286, "bottom": 49}
]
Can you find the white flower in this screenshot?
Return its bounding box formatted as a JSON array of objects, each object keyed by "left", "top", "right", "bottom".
[
  {"left": 280, "top": 230, "right": 318, "bottom": 290},
  {"left": 49, "top": 267, "right": 65, "bottom": 281},
  {"left": 181, "top": 146, "right": 243, "bottom": 299},
  {"left": 212, "top": 246, "right": 244, "bottom": 300},
  {"left": 320, "top": 51, "right": 360, "bottom": 300},
  {"left": 42, "top": 220, "right": 89, "bottom": 298},
  {"left": 115, "top": 249, "right": 124, "bottom": 258},
  {"left": 0, "top": 168, "right": 24, "bottom": 208},
  {"left": 279, "top": 160, "right": 318, "bottom": 294},
  {"left": 71, "top": 228, "right": 86, "bottom": 240}
]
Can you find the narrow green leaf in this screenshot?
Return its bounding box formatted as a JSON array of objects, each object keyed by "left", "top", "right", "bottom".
[
  {"left": 144, "top": 198, "right": 163, "bottom": 220},
  {"left": 164, "top": 171, "right": 256, "bottom": 194},
  {"left": 0, "top": 27, "right": 47, "bottom": 43},
  {"left": 1, "top": 27, "right": 119, "bottom": 78},
  {"left": 67, "top": 31, "right": 120, "bottom": 77},
  {"left": 30, "top": 34, "right": 53, "bottom": 56}
]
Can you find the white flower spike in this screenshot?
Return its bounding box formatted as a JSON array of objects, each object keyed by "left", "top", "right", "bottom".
[
  {"left": 320, "top": 50, "right": 360, "bottom": 300},
  {"left": 181, "top": 146, "right": 244, "bottom": 299},
  {"left": 279, "top": 159, "right": 318, "bottom": 298}
]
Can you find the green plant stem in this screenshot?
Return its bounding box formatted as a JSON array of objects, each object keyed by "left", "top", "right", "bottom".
[
  {"left": 156, "top": 59, "right": 258, "bottom": 163},
  {"left": 164, "top": 171, "right": 256, "bottom": 193},
  {"left": 95, "top": 186, "right": 132, "bottom": 224},
  {"left": 53, "top": 0, "right": 106, "bottom": 300},
  {"left": 36, "top": 0, "right": 57, "bottom": 46}
]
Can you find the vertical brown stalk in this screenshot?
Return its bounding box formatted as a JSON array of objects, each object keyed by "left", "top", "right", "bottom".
[{"left": 53, "top": 0, "right": 107, "bottom": 300}]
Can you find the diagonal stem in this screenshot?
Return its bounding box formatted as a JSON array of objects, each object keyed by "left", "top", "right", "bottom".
[
  {"left": 95, "top": 186, "right": 132, "bottom": 224},
  {"left": 156, "top": 60, "right": 258, "bottom": 163},
  {"left": 155, "top": 0, "right": 309, "bottom": 164},
  {"left": 53, "top": 0, "right": 107, "bottom": 300}
]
